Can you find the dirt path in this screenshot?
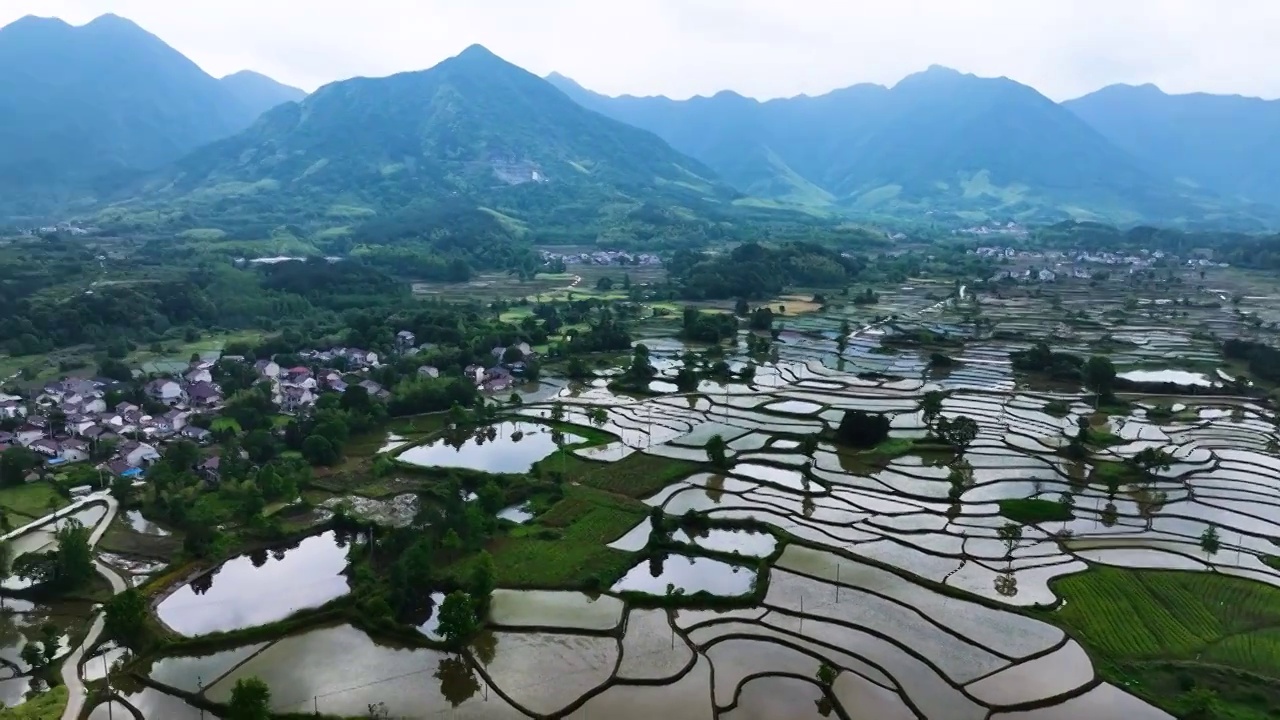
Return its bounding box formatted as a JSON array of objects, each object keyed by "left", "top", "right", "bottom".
[{"left": 39, "top": 494, "right": 123, "bottom": 720}]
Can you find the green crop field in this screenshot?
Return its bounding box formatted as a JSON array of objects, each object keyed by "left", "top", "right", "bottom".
[
  {"left": 1052, "top": 566, "right": 1280, "bottom": 720},
  {"left": 0, "top": 483, "right": 71, "bottom": 521},
  {"left": 462, "top": 485, "right": 646, "bottom": 589},
  {"left": 1054, "top": 567, "right": 1280, "bottom": 666},
  {"left": 545, "top": 451, "right": 700, "bottom": 499}
]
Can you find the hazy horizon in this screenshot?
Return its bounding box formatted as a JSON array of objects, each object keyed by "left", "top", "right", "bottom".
[{"left": 3, "top": 0, "right": 1280, "bottom": 102}]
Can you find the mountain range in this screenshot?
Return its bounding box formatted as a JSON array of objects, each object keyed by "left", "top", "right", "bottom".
[
  {"left": 1, "top": 13, "right": 1278, "bottom": 230},
  {"left": 549, "top": 70, "right": 1280, "bottom": 227},
  {"left": 0, "top": 14, "right": 304, "bottom": 220}
]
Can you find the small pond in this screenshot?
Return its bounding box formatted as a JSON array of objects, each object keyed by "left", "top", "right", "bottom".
[
  {"left": 156, "top": 531, "right": 352, "bottom": 636},
  {"left": 125, "top": 509, "right": 170, "bottom": 536},
  {"left": 496, "top": 503, "right": 535, "bottom": 524},
  {"left": 612, "top": 554, "right": 756, "bottom": 597},
  {"left": 1118, "top": 369, "right": 1214, "bottom": 387},
  {"left": 397, "top": 422, "right": 583, "bottom": 474}
]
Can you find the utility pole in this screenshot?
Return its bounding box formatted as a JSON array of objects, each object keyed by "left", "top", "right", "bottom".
[{"left": 104, "top": 653, "right": 113, "bottom": 720}]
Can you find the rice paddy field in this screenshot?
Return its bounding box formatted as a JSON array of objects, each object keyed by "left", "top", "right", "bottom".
[{"left": 81, "top": 267, "right": 1280, "bottom": 719}]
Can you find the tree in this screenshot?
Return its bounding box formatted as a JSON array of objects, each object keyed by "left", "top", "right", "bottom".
[
  {"left": 947, "top": 459, "right": 973, "bottom": 499},
  {"left": 104, "top": 587, "right": 149, "bottom": 647},
  {"left": 301, "top": 434, "right": 338, "bottom": 466},
  {"left": 1200, "top": 524, "right": 1221, "bottom": 556},
  {"left": 227, "top": 676, "right": 272, "bottom": 720},
  {"left": 0, "top": 447, "right": 40, "bottom": 486},
  {"left": 470, "top": 551, "right": 497, "bottom": 612},
  {"left": 706, "top": 434, "right": 728, "bottom": 469},
  {"left": 1083, "top": 355, "right": 1117, "bottom": 406},
  {"left": 935, "top": 415, "right": 979, "bottom": 449},
  {"left": 920, "top": 391, "right": 945, "bottom": 434},
  {"left": 800, "top": 434, "right": 819, "bottom": 456},
  {"left": 816, "top": 661, "right": 837, "bottom": 688},
  {"left": 1130, "top": 447, "right": 1174, "bottom": 479},
  {"left": 998, "top": 522, "right": 1023, "bottom": 558},
  {"left": 835, "top": 411, "right": 890, "bottom": 449},
  {"left": 1179, "top": 687, "right": 1219, "bottom": 720},
  {"left": 16, "top": 520, "right": 95, "bottom": 591},
  {"left": 20, "top": 642, "right": 44, "bottom": 670},
  {"left": 437, "top": 591, "right": 480, "bottom": 650},
  {"left": 97, "top": 358, "right": 133, "bottom": 382},
  {"left": 390, "top": 539, "right": 434, "bottom": 612}
]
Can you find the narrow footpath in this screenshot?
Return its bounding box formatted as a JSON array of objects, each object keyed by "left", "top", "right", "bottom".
[{"left": 2, "top": 493, "right": 125, "bottom": 720}]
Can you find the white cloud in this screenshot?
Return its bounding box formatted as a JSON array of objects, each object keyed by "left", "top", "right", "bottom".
[{"left": 2, "top": 0, "right": 1278, "bottom": 101}]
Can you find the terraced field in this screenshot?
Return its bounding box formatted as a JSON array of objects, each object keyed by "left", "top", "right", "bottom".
[{"left": 88, "top": 269, "right": 1280, "bottom": 719}]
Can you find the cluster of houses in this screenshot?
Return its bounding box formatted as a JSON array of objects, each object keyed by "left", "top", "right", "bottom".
[
  {"left": 463, "top": 342, "right": 536, "bottom": 394},
  {"left": 957, "top": 222, "right": 1029, "bottom": 238},
  {"left": 0, "top": 374, "right": 217, "bottom": 482},
  {"left": 539, "top": 250, "right": 660, "bottom": 266},
  {"left": 0, "top": 329, "right": 546, "bottom": 484},
  {"left": 248, "top": 357, "right": 392, "bottom": 412}
]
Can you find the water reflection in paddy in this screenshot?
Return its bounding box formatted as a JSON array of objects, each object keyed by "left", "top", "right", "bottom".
[
  {"left": 125, "top": 509, "right": 170, "bottom": 536},
  {"left": 496, "top": 503, "right": 534, "bottom": 524},
  {"left": 156, "top": 531, "right": 352, "bottom": 636},
  {"left": 612, "top": 554, "right": 756, "bottom": 596},
  {"left": 397, "top": 422, "right": 582, "bottom": 473},
  {"left": 1118, "top": 369, "right": 1214, "bottom": 387},
  {"left": 673, "top": 528, "right": 777, "bottom": 558}
]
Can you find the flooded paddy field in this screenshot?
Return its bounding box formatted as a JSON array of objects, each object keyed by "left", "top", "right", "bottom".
[{"left": 98, "top": 271, "right": 1280, "bottom": 720}]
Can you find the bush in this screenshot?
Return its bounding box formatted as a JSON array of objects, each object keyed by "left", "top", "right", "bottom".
[
  {"left": 835, "top": 411, "right": 890, "bottom": 448},
  {"left": 998, "top": 498, "right": 1073, "bottom": 525}
]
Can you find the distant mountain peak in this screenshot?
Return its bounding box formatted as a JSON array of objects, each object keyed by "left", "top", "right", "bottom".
[
  {"left": 83, "top": 13, "right": 147, "bottom": 33},
  {"left": 454, "top": 43, "right": 502, "bottom": 63},
  {"left": 0, "top": 14, "right": 72, "bottom": 35},
  {"left": 546, "top": 71, "right": 580, "bottom": 87}
]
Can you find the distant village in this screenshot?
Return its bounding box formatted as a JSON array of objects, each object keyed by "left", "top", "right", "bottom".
[
  {"left": 539, "top": 249, "right": 660, "bottom": 266},
  {"left": 971, "top": 246, "right": 1229, "bottom": 283},
  {"left": 0, "top": 329, "right": 538, "bottom": 486}
]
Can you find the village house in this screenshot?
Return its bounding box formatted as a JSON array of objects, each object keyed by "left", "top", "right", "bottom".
[
  {"left": 14, "top": 424, "right": 46, "bottom": 447},
  {"left": 186, "top": 381, "right": 223, "bottom": 408},
  {"left": 285, "top": 366, "right": 313, "bottom": 384},
  {"left": 255, "top": 359, "right": 283, "bottom": 379},
  {"left": 0, "top": 398, "right": 25, "bottom": 420},
  {"left": 184, "top": 365, "right": 214, "bottom": 385},
  {"left": 358, "top": 379, "right": 390, "bottom": 400},
  {"left": 118, "top": 440, "right": 161, "bottom": 467},
  {"left": 282, "top": 386, "right": 317, "bottom": 412},
  {"left": 181, "top": 426, "right": 213, "bottom": 444},
  {"left": 396, "top": 330, "right": 416, "bottom": 350},
  {"left": 58, "top": 439, "right": 90, "bottom": 463},
  {"left": 198, "top": 456, "right": 221, "bottom": 485},
  {"left": 417, "top": 366, "right": 440, "bottom": 379},
  {"left": 146, "top": 379, "right": 186, "bottom": 406},
  {"left": 162, "top": 409, "right": 190, "bottom": 432},
  {"left": 29, "top": 438, "right": 60, "bottom": 459}
]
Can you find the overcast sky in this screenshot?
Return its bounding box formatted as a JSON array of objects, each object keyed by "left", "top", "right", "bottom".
[{"left": 4, "top": 0, "right": 1279, "bottom": 101}]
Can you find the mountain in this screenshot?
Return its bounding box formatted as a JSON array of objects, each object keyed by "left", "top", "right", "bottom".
[
  {"left": 550, "top": 67, "right": 1266, "bottom": 225},
  {"left": 1065, "top": 84, "right": 1280, "bottom": 206},
  {"left": 0, "top": 14, "right": 298, "bottom": 219},
  {"left": 220, "top": 70, "right": 307, "bottom": 118},
  {"left": 125, "top": 45, "right": 736, "bottom": 237}
]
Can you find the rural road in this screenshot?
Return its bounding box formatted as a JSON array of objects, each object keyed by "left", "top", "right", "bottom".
[{"left": 3, "top": 492, "right": 126, "bottom": 720}]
